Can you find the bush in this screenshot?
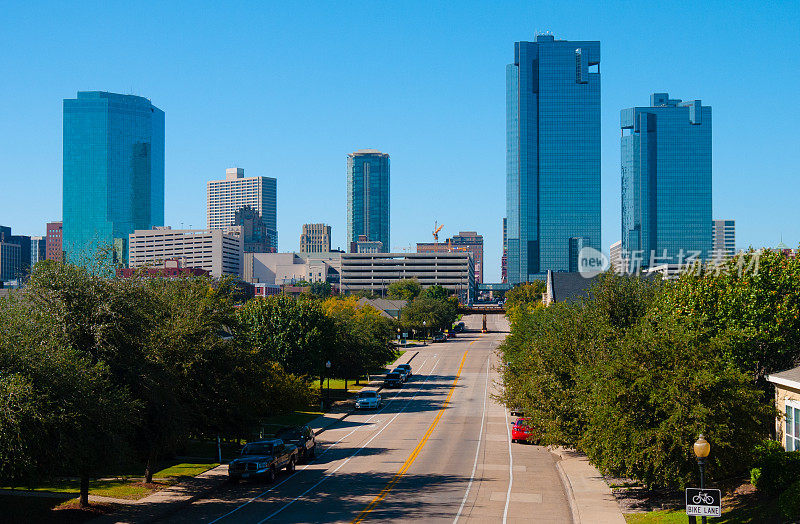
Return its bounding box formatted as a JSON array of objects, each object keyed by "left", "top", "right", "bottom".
[
  {"left": 750, "top": 440, "right": 800, "bottom": 497},
  {"left": 779, "top": 479, "right": 800, "bottom": 520}
]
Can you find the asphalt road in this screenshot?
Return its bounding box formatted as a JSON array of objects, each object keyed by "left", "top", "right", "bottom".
[{"left": 160, "top": 314, "right": 571, "bottom": 523}]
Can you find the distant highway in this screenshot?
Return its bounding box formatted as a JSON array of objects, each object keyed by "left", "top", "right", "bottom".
[{"left": 160, "top": 314, "right": 571, "bottom": 523}]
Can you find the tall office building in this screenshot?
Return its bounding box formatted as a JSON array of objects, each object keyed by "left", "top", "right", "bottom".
[
  {"left": 300, "top": 223, "right": 331, "bottom": 253},
  {"left": 712, "top": 219, "right": 735, "bottom": 260},
  {"left": 234, "top": 205, "right": 273, "bottom": 253},
  {"left": 207, "top": 168, "right": 277, "bottom": 251},
  {"left": 63, "top": 92, "right": 164, "bottom": 264},
  {"left": 501, "top": 218, "right": 508, "bottom": 283},
  {"left": 45, "top": 221, "right": 63, "bottom": 261},
  {"left": 621, "top": 94, "right": 712, "bottom": 268},
  {"left": 347, "top": 149, "right": 389, "bottom": 253},
  {"left": 0, "top": 226, "right": 31, "bottom": 277},
  {"left": 506, "top": 35, "right": 601, "bottom": 284}
]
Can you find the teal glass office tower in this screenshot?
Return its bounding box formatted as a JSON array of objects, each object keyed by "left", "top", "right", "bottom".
[
  {"left": 621, "top": 93, "right": 712, "bottom": 268},
  {"left": 506, "top": 35, "right": 601, "bottom": 284},
  {"left": 63, "top": 92, "right": 164, "bottom": 264},
  {"left": 347, "top": 149, "right": 390, "bottom": 253}
]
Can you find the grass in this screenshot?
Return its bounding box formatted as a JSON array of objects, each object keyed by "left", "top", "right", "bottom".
[
  {"left": 0, "top": 494, "right": 108, "bottom": 524},
  {"left": 623, "top": 497, "right": 783, "bottom": 524},
  {"left": 0, "top": 461, "right": 219, "bottom": 501}
]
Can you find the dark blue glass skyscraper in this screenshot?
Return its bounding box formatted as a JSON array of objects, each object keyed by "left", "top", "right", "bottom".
[
  {"left": 621, "top": 93, "right": 712, "bottom": 268},
  {"left": 63, "top": 92, "right": 164, "bottom": 264},
  {"left": 347, "top": 149, "right": 390, "bottom": 252},
  {"left": 506, "top": 35, "right": 601, "bottom": 284}
]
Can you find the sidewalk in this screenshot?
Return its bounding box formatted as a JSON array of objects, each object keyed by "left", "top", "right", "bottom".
[
  {"left": 89, "top": 350, "right": 419, "bottom": 523},
  {"left": 551, "top": 447, "right": 626, "bottom": 524}
]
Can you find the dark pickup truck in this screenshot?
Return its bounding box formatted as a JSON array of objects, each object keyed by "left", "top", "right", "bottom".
[
  {"left": 384, "top": 372, "right": 403, "bottom": 388},
  {"left": 275, "top": 425, "right": 316, "bottom": 463},
  {"left": 228, "top": 438, "right": 298, "bottom": 483}
]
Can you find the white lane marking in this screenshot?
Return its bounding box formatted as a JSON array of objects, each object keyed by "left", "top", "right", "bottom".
[
  {"left": 453, "top": 354, "right": 490, "bottom": 523},
  {"left": 208, "top": 356, "right": 435, "bottom": 524},
  {"left": 503, "top": 402, "right": 514, "bottom": 524},
  {"left": 256, "top": 359, "right": 442, "bottom": 523}
]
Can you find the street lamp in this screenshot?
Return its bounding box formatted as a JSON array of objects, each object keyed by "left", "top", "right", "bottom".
[
  {"left": 693, "top": 434, "right": 711, "bottom": 524},
  {"left": 325, "top": 360, "right": 332, "bottom": 410},
  {"left": 422, "top": 321, "right": 427, "bottom": 346}
]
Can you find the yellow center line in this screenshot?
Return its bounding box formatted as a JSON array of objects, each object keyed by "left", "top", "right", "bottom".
[{"left": 351, "top": 350, "right": 469, "bottom": 523}]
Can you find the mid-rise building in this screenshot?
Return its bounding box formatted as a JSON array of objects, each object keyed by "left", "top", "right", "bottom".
[
  {"left": 506, "top": 35, "right": 601, "bottom": 283},
  {"left": 207, "top": 168, "right": 277, "bottom": 251},
  {"left": 63, "top": 92, "right": 164, "bottom": 264},
  {"left": 712, "top": 219, "right": 735, "bottom": 260},
  {"left": 621, "top": 93, "right": 712, "bottom": 270},
  {"left": 0, "top": 241, "right": 21, "bottom": 281},
  {"left": 243, "top": 252, "right": 340, "bottom": 285},
  {"left": 31, "top": 236, "right": 46, "bottom": 267},
  {"left": 46, "top": 221, "right": 63, "bottom": 261},
  {"left": 234, "top": 205, "right": 273, "bottom": 253},
  {"left": 128, "top": 227, "right": 243, "bottom": 278},
  {"left": 0, "top": 226, "right": 31, "bottom": 277},
  {"left": 416, "top": 231, "right": 484, "bottom": 284},
  {"left": 340, "top": 252, "right": 474, "bottom": 303},
  {"left": 300, "top": 223, "right": 331, "bottom": 253},
  {"left": 347, "top": 149, "right": 389, "bottom": 253},
  {"left": 352, "top": 235, "right": 384, "bottom": 254}
]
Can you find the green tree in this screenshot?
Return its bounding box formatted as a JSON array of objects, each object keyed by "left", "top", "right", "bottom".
[
  {"left": 236, "top": 295, "right": 335, "bottom": 378},
  {"left": 401, "top": 295, "right": 458, "bottom": 334},
  {"left": 309, "top": 281, "right": 333, "bottom": 298},
  {"left": 505, "top": 281, "right": 546, "bottom": 314},
  {"left": 387, "top": 278, "right": 422, "bottom": 300},
  {"left": 418, "top": 284, "right": 450, "bottom": 300},
  {"left": 664, "top": 249, "right": 800, "bottom": 381}
]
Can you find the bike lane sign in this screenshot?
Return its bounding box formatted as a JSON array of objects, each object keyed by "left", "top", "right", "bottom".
[{"left": 685, "top": 488, "right": 721, "bottom": 517}]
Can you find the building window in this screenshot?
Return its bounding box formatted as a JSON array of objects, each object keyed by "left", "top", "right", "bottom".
[{"left": 787, "top": 402, "right": 800, "bottom": 451}]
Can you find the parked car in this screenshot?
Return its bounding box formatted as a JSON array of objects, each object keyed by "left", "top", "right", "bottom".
[
  {"left": 393, "top": 367, "right": 409, "bottom": 382},
  {"left": 355, "top": 390, "right": 382, "bottom": 409},
  {"left": 274, "top": 425, "right": 316, "bottom": 463},
  {"left": 228, "top": 439, "right": 298, "bottom": 483},
  {"left": 432, "top": 332, "right": 447, "bottom": 343},
  {"left": 447, "top": 331, "right": 456, "bottom": 338},
  {"left": 510, "top": 418, "right": 539, "bottom": 444},
  {"left": 396, "top": 364, "right": 412, "bottom": 378},
  {"left": 384, "top": 372, "right": 402, "bottom": 388}
]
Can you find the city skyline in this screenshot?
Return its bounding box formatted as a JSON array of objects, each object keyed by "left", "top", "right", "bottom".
[{"left": 3, "top": 2, "right": 799, "bottom": 282}]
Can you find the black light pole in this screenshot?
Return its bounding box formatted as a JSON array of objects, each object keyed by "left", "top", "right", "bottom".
[
  {"left": 693, "top": 434, "right": 711, "bottom": 524},
  {"left": 325, "top": 360, "right": 332, "bottom": 410}
]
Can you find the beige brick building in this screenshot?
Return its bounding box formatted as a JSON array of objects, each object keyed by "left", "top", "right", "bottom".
[
  {"left": 300, "top": 223, "right": 331, "bottom": 253},
  {"left": 768, "top": 365, "right": 800, "bottom": 451}
]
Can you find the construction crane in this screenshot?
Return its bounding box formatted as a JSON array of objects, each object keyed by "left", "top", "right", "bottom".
[{"left": 433, "top": 221, "right": 444, "bottom": 243}]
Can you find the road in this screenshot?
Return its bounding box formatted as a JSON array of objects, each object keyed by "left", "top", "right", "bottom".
[{"left": 160, "top": 314, "right": 571, "bottom": 523}]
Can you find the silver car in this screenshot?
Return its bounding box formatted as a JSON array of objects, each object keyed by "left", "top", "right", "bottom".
[{"left": 355, "top": 390, "right": 381, "bottom": 409}]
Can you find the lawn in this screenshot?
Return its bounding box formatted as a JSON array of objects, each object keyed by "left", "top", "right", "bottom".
[
  {"left": 0, "top": 461, "right": 219, "bottom": 501},
  {"left": 0, "top": 494, "right": 111, "bottom": 524},
  {"left": 624, "top": 497, "right": 783, "bottom": 524}
]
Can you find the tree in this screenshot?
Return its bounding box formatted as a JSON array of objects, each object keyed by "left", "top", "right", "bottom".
[
  {"left": 309, "top": 281, "right": 332, "bottom": 298},
  {"left": 0, "top": 261, "right": 140, "bottom": 506},
  {"left": 401, "top": 295, "right": 458, "bottom": 334},
  {"left": 321, "top": 297, "right": 395, "bottom": 388},
  {"left": 418, "top": 285, "right": 450, "bottom": 300},
  {"left": 663, "top": 249, "right": 800, "bottom": 382},
  {"left": 504, "top": 281, "right": 546, "bottom": 314},
  {"left": 387, "top": 278, "right": 422, "bottom": 300},
  {"left": 236, "top": 295, "right": 335, "bottom": 377}
]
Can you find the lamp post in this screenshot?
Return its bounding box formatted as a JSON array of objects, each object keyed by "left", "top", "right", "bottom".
[
  {"left": 325, "top": 360, "right": 332, "bottom": 410},
  {"left": 693, "top": 434, "right": 711, "bottom": 524},
  {"left": 422, "top": 321, "right": 427, "bottom": 346}
]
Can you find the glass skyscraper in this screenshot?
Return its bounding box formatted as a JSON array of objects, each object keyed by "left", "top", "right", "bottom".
[
  {"left": 506, "top": 35, "right": 601, "bottom": 284},
  {"left": 63, "top": 91, "right": 164, "bottom": 264},
  {"left": 347, "top": 149, "right": 390, "bottom": 253},
  {"left": 621, "top": 93, "right": 712, "bottom": 268}
]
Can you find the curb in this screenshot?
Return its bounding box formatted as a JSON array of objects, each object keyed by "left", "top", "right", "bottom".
[
  {"left": 552, "top": 448, "right": 581, "bottom": 524},
  {"left": 313, "top": 350, "right": 419, "bottom": 437}
]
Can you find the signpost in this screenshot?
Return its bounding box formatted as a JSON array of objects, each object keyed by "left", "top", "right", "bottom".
[{"left": 686, "top": 488, "right": 721, "bottom": 520}]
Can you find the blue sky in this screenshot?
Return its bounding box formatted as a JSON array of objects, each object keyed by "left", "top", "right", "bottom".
[{"left": 2, "top": 1, "right": 798, "bottom": 282}]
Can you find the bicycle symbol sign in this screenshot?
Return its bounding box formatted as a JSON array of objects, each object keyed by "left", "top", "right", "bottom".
[{"left": 685, "top": 488, "right": 721, "bottom": 517}]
